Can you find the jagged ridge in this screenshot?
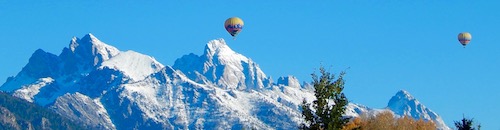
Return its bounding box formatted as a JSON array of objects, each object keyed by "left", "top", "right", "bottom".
[
  {"left": 173, "top": 39, "right": 272, "bottom": 90},
  {"left": 0, "top": 34, "right": 450, "bottom": 129}
]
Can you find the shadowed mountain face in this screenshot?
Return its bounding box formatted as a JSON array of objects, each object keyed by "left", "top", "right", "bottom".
[
  {"left": 0, "top": 91, "right": 83, "bottom": 129},
  {"left": 0, "top": 34, "right": 450, "bottom": 130}
]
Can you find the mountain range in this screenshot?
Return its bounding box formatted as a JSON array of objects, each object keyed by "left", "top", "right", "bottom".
[{"left": 0, "top": 34, "right": 450, "bottom": 130}]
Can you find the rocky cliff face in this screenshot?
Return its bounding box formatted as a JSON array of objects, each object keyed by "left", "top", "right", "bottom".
[{"left": 0, "top": 92, "right": 82, "bottom": 129}]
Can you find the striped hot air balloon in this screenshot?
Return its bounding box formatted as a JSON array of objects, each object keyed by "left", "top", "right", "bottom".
[
  {"left": 224, "top": 17, "right": 244, "bottom": 38},
  {"left": 458, "top": 32, "right": 472, "bottom": 47}
]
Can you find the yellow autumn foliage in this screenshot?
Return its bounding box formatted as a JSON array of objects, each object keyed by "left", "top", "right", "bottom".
[{"left": 342, "top": 111, "right": 436, "bottom": 130}]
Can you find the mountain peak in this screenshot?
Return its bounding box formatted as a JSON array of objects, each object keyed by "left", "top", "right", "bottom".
[
  {"left": 394, "top": 90, "right": 414, "bottom": 100},
  {"left": 23, "top": 49, "right": 61, "bottom": 78},
  {"left": 204, "top": 39, "right": 243, "bottom": 60},
  {"left": 81, "top": 33, "right": 97, "bottom": 41},
  {"left": 202, "top": 39, "right": 250, "bottom": 67},
  {"left": 78, "top": 33, "right": 112, "bottom": 49},
  {"left": 206, "top": 38, "right": 227, "bottom": 50},
  {"left": 61, "top": 34, "right": 120, "bottom": 70},
  {"left": 69, "top": 33, "right": 100, "bottom": 51},
  {"left": 387, "top": 90, "right": 420, "bottom": 112},
  {"left": 33, "top": 48, "right": 48, "bottom": 56},
  {"left": 173, "top": 38, "right": 271, "bottom": 90}
]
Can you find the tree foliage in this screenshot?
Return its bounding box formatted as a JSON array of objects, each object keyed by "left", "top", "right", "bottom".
[
  {"left": 342, "top": 111, "right": 436, "bottom": 130},
  {"left": 454, "top": 116, "right": 481, "bottom": 130},
  {"left": 301, "top": 67, "right": 349, "bottom": 130},
  {"left": 342, "top": 117, "right": 361, "bottom": 130}
]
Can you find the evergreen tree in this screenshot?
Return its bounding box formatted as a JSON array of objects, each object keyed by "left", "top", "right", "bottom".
[
  {"left": 454, "top": 116, "right": 480, "bottom": 130},
  {"left": 301, "top": 67, "right": 349, "bottom": 130}
]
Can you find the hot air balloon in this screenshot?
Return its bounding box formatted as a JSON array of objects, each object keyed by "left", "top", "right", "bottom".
[
  {"left": 458, "top": 32, "right": 472, "bottom": 47},
  {"left": 224, "top": 17, "right": 244, "bottom": 39}
]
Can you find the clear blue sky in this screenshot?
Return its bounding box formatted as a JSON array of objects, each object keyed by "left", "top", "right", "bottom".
[{"left": 1, "top": 1, "right": 499, "bottom": 129}]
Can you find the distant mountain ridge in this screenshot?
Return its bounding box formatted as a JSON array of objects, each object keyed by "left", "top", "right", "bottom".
[
  {"left": 0, "top": 34, "right": 450, "bottom": 129},
  {"left": 387, "top": 90, "right": 449, "bottom": 129}
]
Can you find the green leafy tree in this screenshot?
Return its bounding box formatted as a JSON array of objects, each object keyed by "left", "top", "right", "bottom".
[
  {"left": 301, "top": 67, "right": 349, "bottom": 130},
  {"left": 454, "top": 116, "right": 481, "bottom": 130}
]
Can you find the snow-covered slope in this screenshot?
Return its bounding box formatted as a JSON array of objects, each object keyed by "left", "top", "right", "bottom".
[
  {"left": 12, "top": 77, "right": 54, "bottom": 103},
  {"left": 50, "top": 92, "right": 115, "bottom": 130},
  {"left": 105, "top": 66, "right": 312, "bottom": 129},
  {"left": 100, "top": 50, "right": 164, "bottom": 81},
  {"left": 0, "top": 34, "right": 451, "bottom": 129}
]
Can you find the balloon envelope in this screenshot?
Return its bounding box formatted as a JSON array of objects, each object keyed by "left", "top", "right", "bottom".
[
  {"left": 224, "top": 17, "right": 244, "bottom": 37},
  {"left": 458, "top": 32, "right": 472, "bottom": 46}
]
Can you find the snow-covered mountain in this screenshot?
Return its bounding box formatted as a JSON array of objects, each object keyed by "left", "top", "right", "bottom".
[
  {"left": 173, "top": 39, "right": 272, "bottom": 90},
  {"left": 1, "top": 34, "right": 450, "bottom": 129},
  {"left": 387, "top": 90, "right": 450, "bottom": 130},
  {"left": 343, "top": 90, "right": 450, "bottom": 130}
]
